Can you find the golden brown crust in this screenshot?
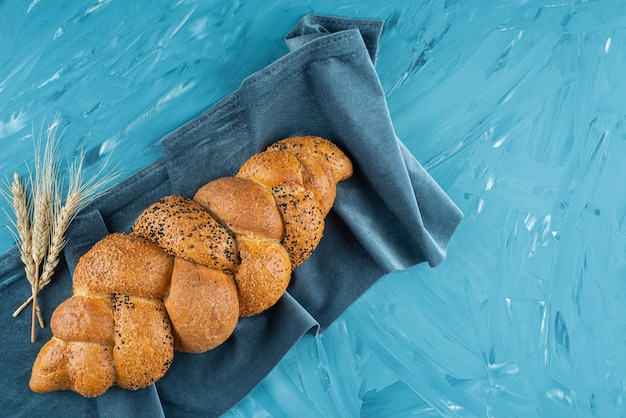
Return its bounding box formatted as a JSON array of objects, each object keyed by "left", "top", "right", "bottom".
[
  {"left": 30, "top": 338, "right": 71, "bottom": 394},
  {"left": 165, "top": 257, "right": 239, "bottom": 353},
  {"left": 112, "top": 295, "right": 173, "bottom": 390},
  {"left": 66, "top": 342, "right": 115, "bottom": 398},
  {"left": 131, "top": 196, "right": 239, "bottom": 272},
  {"left": 51, "top": 295, "right": 115, "bottom": 347},
  {"left": 271, "top": 182, "right": 324, "bottom": 268},
  {"left": 73, "top": 233, "right": 173, "bottom": 299},
  {"left": 30, "top": 337, "right": 116, "bottom": 398},
  {"left": 194, "top": 177, "right": 283, "bottom": 241},
  {"left": 289, "top": 150, "right": 336, "bottom": 216},
  {"left": 268, "top": 136, "right": 353, "bottom": 182},
  {"left": 234, "top": 236, "right": 292, "bottom": 317},
  {"left": 237, "top": 150, "right": 304, "bottom": 189}
]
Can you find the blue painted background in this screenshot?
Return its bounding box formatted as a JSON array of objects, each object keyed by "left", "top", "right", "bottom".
[{"left": 2, "top": 1, "right": 625, "bottom": 416}]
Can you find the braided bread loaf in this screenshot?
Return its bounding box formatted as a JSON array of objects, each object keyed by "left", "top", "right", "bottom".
[{"left": 29, "top": 136, "right": 352, "bottom": 398}]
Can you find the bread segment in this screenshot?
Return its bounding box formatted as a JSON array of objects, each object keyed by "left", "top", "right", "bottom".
[
  {"left": 73, "top": 233, "right": 173, "bottom": 299},
  {"left": 50, "top": 295, "right": 115, "bottom": 347},
  {"left": 271, "top": 182, "right": 324, "bottom": 268},
  {"left": 194, "top": 176, "right": 283, "bottom": 241},
  {"left": 132, "top": 196, "right": 239, "bottom": 272},
  {"left": 165, "top": 257, "right": 239, "bottom": 353},
  {"left": 112, "top": 295, "right": 173, "bottom": 390},
  {"left": 267, "top": 136, "right": 353, "bottom": 182},
  {"left": 234, "top": 236, "right": 292, "bottom": 316}
]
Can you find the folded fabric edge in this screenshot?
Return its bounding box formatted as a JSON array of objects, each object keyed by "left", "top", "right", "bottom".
[
  {"left": 224, "top": 292, "right": 321, "bottom": 413},
  {"left": 212, "top": 326, "right": 322, "bottom": 417},
  {"left": 285, "top": 14, "right": 384, "bottom": 64},
  {"left": 97, "top": 385, "right": 165, "bottom": 418},
  {"left": 397, "top": 139, "right": 464, "bottom": 268},
  {"left": 241, "top": 27, "right": 372, "bottom": 103}
]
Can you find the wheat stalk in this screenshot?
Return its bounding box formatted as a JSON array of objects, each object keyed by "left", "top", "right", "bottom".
[
  {"left": 1, "top": 174, "right": 42, "bottom": 328},
  {"left": 26, "top": 121, "right": 58, "bottom": 341},
  {"left": 3, "top": 115, "right": 120, "bottom": 342}
]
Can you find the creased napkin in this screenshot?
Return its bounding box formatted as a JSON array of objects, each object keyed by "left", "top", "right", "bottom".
[{"left": 0, "top": 14, "right": 462, "bottom": 418}]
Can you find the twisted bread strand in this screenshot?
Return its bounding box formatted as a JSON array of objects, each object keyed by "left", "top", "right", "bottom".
[{"left": 29, "top": 136, "right": 352, "bottom": 397}]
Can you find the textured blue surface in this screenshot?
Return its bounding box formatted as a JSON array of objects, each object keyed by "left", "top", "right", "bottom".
[{"left": 2, "top": 1, "right": 626, "bottom": 416}]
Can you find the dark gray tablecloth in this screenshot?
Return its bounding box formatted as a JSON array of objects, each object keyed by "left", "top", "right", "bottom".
[{"left": 0, "top": 14, "right": 462, "bottom": 417}]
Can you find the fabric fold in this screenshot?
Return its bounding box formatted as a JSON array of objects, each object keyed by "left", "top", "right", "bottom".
[
  {"left": 95, "top": 386, "right": 165, "bottom": 418},
  {"left": 285, "top": 14, "right": 384, "bottom": 64},
  {"left": 157, "top": 291, "right": 319, "bottom": 417}
]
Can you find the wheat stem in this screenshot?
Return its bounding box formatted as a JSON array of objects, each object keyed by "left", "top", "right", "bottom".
[
  {"left": 12, "top": 295, "right": 33, "bottom": 317},
  {"left": 27, "top": 119, "right": 61, "bottom": 342}
]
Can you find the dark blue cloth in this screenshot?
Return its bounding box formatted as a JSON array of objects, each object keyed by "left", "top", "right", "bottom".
[{"left": 0, "top": 15, "right": 462, "bottom": 417}]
